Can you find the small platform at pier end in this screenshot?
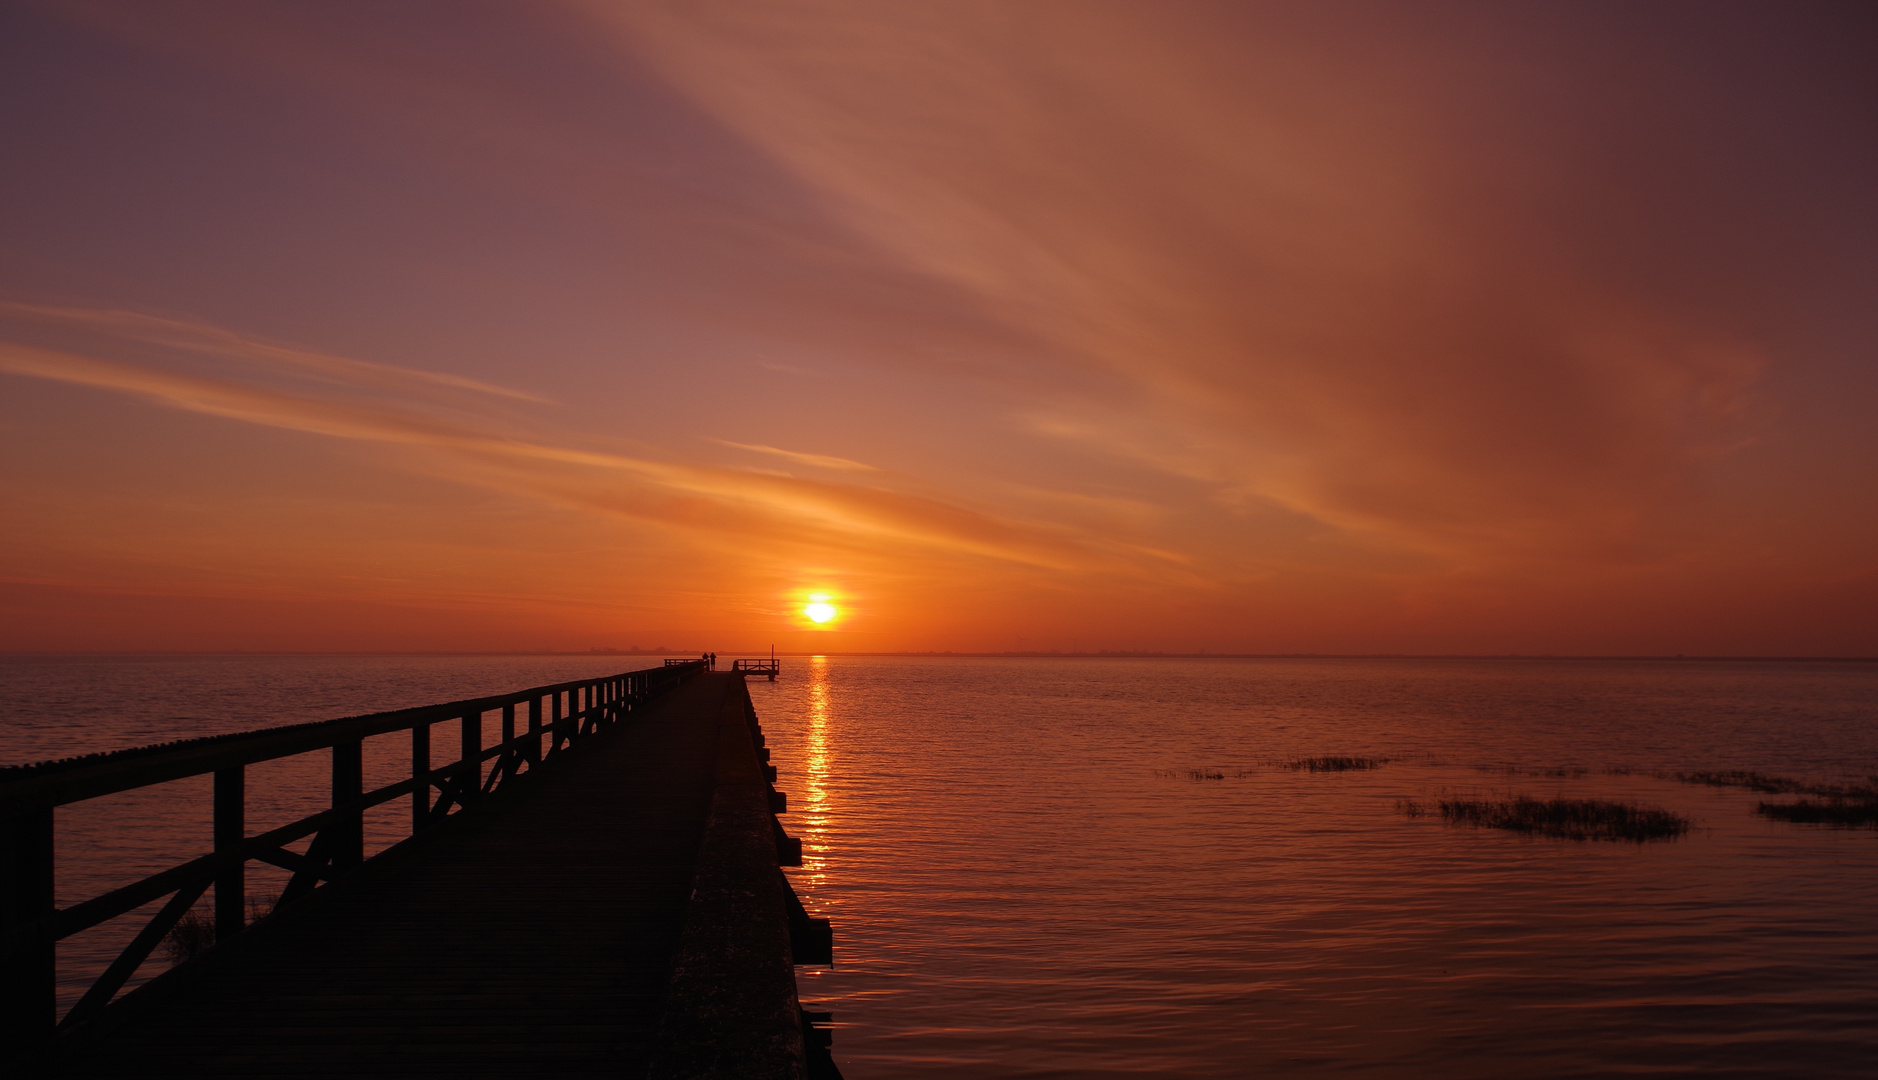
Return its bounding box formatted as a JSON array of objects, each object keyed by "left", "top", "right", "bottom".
[{"left": 733, "top": 657, "right": 782, "bottom": 679}]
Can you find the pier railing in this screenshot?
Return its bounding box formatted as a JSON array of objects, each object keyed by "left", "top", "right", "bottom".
[{"left": 0, "top": 660, "right": 707, "bottom": 1048}]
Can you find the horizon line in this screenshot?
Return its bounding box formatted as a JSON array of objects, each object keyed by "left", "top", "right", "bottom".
[{"left": 2, "top": 650, "right": 1874, "bottom": 663}]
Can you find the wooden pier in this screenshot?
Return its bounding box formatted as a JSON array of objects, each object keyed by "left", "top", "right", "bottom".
[{"left": 0, "top": 664, "right": 837, "bottom": 1078}]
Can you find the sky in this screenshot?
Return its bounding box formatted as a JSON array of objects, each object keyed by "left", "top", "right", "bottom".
[{"left": 1, "top": 0, "right": 1875, "bottom": 655}]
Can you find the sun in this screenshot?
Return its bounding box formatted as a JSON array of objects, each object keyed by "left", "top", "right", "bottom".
[{"left": 804, "top": 593, "right": 838, "bottom": 624}]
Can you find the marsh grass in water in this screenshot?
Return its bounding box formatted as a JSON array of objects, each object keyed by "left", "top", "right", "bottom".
[
  {"left": 1154, "top": 768, "right": 1255, "bottom": 781},
  {"left": 1400, "top": 796, "right": 1689, "bottom": 842},
  {"left": 1479, "top": 765, "right": 1589, "bottom": 778},
  {"left": 163, "top": 892, "right": 279, "bottom": 964},
  {"left": 163, "top": 907, "right": 216, "bottom": 964},
  {"left": 1286, "top": 756, "right": 1388, "bottom": 772},
  {"left": 1157, "top": 759, "right": 1878, "bottom": 829},
  {"left": 1154, "top": 758, "right": 1392, "bottom": 779},
  {"left": 1671, "top": 770, "right": 1878, "bottom": 828},
  {"left": 1676, "top": 770, "right": 1810, "bottom": 794},
  {"left": 1754, "top": 798, "right": 1878, "bottom": 828}
]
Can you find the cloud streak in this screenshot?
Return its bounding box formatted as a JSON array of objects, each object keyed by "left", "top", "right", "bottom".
[
  {"left": 0, "top": 300, "right": 550, "bottom": 403},
  {"left": 712, "top": 440, "right": 881, "bottom": 473},
  {"left": 0, "top": 315, "right": 1159, "bottom": 577},
  {"left": 591, "top": 2, "right": 1780, "bottom": 555}
]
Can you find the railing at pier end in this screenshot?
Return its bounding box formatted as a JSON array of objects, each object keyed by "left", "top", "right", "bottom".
[{"left": 731, "top": 658, "right": 780, "bottom": 680}]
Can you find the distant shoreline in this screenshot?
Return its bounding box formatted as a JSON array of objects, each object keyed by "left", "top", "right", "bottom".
[{"left": 3, "top": 651, "right": 1874, "bottom": 663}]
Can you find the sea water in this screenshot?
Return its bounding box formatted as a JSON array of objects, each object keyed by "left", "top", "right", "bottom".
[
  {"left": 5, "top": 654, "right": 1876, "bottom": 1077},
  {"left": 754, "top": 656, "right": 1878, "bottom": 1078}
]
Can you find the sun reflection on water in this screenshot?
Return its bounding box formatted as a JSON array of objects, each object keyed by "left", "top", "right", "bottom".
[{"left": 801, "top": 655, "right": 832, "bottom": 889}]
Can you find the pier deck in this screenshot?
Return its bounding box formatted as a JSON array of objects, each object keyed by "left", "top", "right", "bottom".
[{"left": 16, "top": 672, "right": 829, "bottom": 1078}]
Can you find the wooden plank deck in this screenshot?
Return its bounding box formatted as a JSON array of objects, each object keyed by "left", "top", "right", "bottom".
[{"left": 50, "top": 673, "right": 743, "bottom": 1077}]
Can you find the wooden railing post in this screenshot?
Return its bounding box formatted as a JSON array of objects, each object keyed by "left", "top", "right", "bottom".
[
  {"left": 500, "top": 704, "right": 515, "bottom": 778},
  {"left": 527, "top": 696, "right": 542, "bottom": 765},
  {"left": 213, "top": 767, "right": 244, "bottom": 940},
  {"left": 1, "top": 805, "right": 54, "bottom": 1049},
  {"left": 331, "top": 740, "right": 364, "bottom": 871},
  {"left": 551, "top": 691, "right": 564, "bottom": 751},
  {"left": 412, "top": 721, "right": 431, "bottom": 832},
  {"left": 459, "top": 711, "right": 480, "bottom": 805}
]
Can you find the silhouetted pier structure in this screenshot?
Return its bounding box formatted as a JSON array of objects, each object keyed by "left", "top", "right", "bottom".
[
  {"left": 732, "top": 657, "right": 781, "bottom": 680},
  {"left": 1, "top": 664, "right": 836, "bottom": 1077}
]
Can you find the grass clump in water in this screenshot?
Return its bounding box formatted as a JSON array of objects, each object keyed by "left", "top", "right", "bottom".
[
  {"left": 1674, "top": 771, "right": 1878, "bottom": 826},
  {"left": 1754, "top": 798, "right": 1878, "bottom": 828},
  {"left": 1154, "top": 768, "right": 1251, "bottom": 781},
  {"left": 1286, "top": 756, "right": 1387, "bottom": 772},
  {"left": 164, "top": 892, "right": 278, "bottom": 964},
  {"left": 1398, "top": 796, "right": 1689, "bottom": 842},
  {"left": 164, "top": 907, "right": 216, "bottom": 964},
  {"left": 1675, "top": 770, "right": 1806, "bottom": 794}
]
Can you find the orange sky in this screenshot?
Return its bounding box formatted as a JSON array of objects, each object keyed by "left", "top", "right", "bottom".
[{"left": 2, "top": 1, "right": 1875, "bottom": 655}]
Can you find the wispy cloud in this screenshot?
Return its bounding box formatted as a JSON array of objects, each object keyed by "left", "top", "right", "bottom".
[
  {"left": 588, "top": 3, "right": 1774, "bottom": 557},
  {"left": 712, "top": 439, "right": 880, "bottom": 472},
  {"left": 0, "top": 301, "right": 550, "bottom": 404},
  {"left": 0, "top": 321, "right": 1155, "bottom": 577}
]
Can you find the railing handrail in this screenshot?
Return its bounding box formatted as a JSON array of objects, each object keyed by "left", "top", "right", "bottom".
[{"left": 0, "top": 662, "right": 709, "bottom": 811}]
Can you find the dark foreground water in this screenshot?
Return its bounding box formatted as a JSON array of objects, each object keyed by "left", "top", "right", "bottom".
[{"left": 6, "top": 655, "right": 1877, "bottom": 1077}]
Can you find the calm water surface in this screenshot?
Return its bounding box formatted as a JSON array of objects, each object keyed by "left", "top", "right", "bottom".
[{"left": 6, "top": 655, "right": 1877, "bottom": 1077}]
